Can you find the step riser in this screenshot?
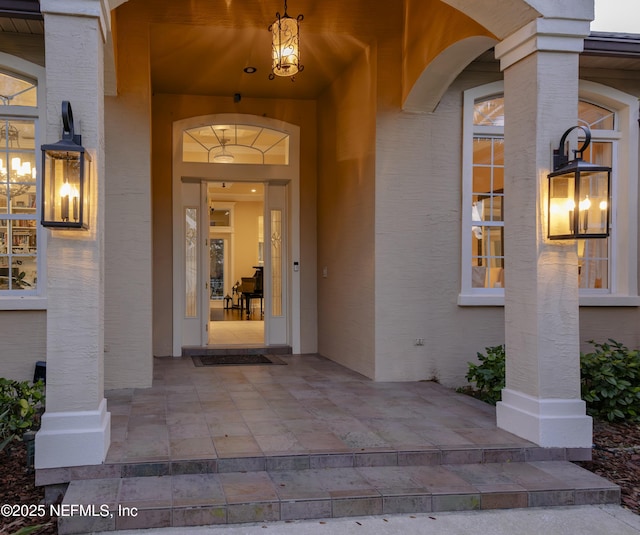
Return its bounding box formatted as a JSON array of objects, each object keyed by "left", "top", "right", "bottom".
[
  {"left": 57, "top": 460, "right": 620, "bottom": 534},
  {"left": 37, "top": 445, "right": 591, "bottom": 487},
  {"left": 58, "top": 489, "right": 621, "bottom": 534},
  {"left": 181, "top": 346, "right": 292, "bottom": 356}
]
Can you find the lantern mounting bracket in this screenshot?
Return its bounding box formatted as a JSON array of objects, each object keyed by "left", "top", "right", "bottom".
[
  {"left": 553, "top": 125, "right": 591, "bottom": 171},
  {"left": 61, "top": 101, "right": 82, "bottom": 146}
]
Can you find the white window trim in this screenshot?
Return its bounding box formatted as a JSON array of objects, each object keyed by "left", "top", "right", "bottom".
[
  {"left": 458, "top": 80, "right": 640, "bottom": 307},
  {"left": 0, "top": 52, "right": 47, "bottom": 310}
]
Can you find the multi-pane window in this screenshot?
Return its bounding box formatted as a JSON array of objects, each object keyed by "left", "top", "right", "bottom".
[
  {"left": 577, "top": 102, "right": 615, "bottom": 291},
  {"left": 0, "top": 71, "right": 39, "bottom": 293},
  {"left": 471, "top": 96, "right": 505, "bottom": 289},
  {"left": 461, "top": 82, "right": 633, "bottom": 303},
  {"left": 467, "top": 95, "right": 505, "bottom": 291}
]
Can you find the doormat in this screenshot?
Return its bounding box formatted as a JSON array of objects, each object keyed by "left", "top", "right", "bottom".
[{"left": 192, "top": 354, "right": 287, "bottom": 367}]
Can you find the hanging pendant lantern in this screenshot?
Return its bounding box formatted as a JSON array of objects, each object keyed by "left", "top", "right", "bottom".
[{"left": 269, "top": 0, "right": 304, "bottom": 80}]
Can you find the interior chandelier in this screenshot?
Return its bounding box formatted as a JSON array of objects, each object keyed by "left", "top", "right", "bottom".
[
  {"left": 0, "top": 156, "right": 35, "bottom": 198},
  {"left": 213, "top": 129, "right": 234, "bottom": 163},
  {"left": 0, "top": 123, "right": 34, "bottom": 198},
  {"left": 269, "top": 0, "right": 304, "bottom": 80}
]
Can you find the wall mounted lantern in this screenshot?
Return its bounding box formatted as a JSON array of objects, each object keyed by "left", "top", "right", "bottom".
[
  {"left": 268, "top": 0, "right": 304, "bottom": 80},
  {"left": 41, "top": 101, "right": 90, "bottom": 229},
  {"left": 547, "top": 126, "right": 611, "bottom": 240}
]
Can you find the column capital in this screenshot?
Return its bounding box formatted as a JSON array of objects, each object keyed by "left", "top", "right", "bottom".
[
  {"left": 40, "top": 0, "right": 111, "bottom": 42},
  {"left": 495, "top": 17, "right": 591, "bottom": 71}
]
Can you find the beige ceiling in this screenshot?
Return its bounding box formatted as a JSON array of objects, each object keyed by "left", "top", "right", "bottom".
[
  {"left": 149, "top": 23, "right": 367, "bottom": 99},
  {"left": 144, "top": 0, "right": 400, "bottom": 100}
]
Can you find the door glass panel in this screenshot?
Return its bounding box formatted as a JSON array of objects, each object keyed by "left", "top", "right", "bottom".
[
  {"left": 185, "top": 207, "right": 198, "bottom": 317},
  {"left": 271, "top": 209, "right": 282, "bottom": 316}
]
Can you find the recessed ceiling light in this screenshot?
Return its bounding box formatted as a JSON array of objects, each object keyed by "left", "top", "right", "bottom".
[
  {"left": 244, "top": 66, "right": 257, "bottom": 74},
  {"left": 251, "top": 188, "right": 257, "bottom": 193}
]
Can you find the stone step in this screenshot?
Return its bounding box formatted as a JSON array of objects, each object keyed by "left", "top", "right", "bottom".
[
  {"left": 36, "top": 444, "right": 591, "bottom": 486},
  {"left": 56, "top": 460, "right": 619, "bottom": 533}
]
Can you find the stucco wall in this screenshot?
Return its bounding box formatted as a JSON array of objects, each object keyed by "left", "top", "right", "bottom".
[
  {"left": 0, "top": 311, "right": 46, "bottom": 381},
  {"left": 578, "top": 69, "right": 640, "bottom": 354},
  {"left": 151, "top": 93, "right": 318, "bottom": 356},
  {"left": 375, "top": 65, "right": 505, "bottom": 386},
  {"left": 317, "top": 48, "right": 377, "bottom": 379},
  {"left": 103, "top": 7, "right": 153, "bottom": 389},
  {"left": 372, "top": 54, "right": 640, "bottom": 387}
]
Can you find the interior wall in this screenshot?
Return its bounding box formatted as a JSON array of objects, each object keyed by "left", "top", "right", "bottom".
[
  {"left": 152, "top": 94, "right": 318, "bottom": 356},
  {"left": 317, "top": 47, "right": 377, "bottom": 379},
  {"left": 230, "top": 201, "right": 263, "bottom": 285}
]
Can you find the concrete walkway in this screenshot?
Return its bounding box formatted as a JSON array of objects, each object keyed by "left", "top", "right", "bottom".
[{"left": 95, "top": 505, "right": 640, "bottom": 535}]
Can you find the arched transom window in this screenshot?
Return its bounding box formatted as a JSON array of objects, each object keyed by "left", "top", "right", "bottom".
[{"left": 182, "top": 124, "right": 289, "bottom": 165}]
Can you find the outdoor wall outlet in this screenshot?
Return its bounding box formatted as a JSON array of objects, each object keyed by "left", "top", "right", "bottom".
[{"left": 414, "top": 338, "right": 425, "bottom": 346}]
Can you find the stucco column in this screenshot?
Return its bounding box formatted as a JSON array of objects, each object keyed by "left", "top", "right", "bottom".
[
  {"left": 494, "top": 17, "right": 592, "bottom": 448},
  {"left": 35, "top": 0, "right": 111, "bottom": 468}
]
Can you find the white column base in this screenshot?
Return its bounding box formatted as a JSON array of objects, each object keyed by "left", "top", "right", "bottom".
[
  {"left": 496, "top": 388, "right": 592, "bottom": 448},
  {"left": 35, "top": 398, "right": 111, "bottom": 469}
]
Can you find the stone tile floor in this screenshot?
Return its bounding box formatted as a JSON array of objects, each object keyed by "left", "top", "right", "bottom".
[
  {"left": 49, "top": 355, "right": 620, "bottom": 533},
  {"left": 104, "top": 354, "right": 534, "bottom": 464}
]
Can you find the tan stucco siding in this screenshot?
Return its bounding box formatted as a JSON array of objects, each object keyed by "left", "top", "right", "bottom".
[
  {"left": 375, "top": 68, "right": 504, "bottom": 386},
  {"left": 103, "top": 8, "right": 153, "bottom": 389},
  {"left": 403, "top": 0, "right": 496, "bottom": 107},
  {"left": 317, "top": 47, "right": 377, "bottom": 379},
  {"left": 0, "top": 311, "right": 46, "bottom": 381}
]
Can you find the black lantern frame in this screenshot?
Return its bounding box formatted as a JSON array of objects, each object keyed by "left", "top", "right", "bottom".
[
  {"left": 41, "top": 101, "right": 90, "bottom": 229},
  {"left": 547, "top": 125, "right": 611, "bottom": 240}
]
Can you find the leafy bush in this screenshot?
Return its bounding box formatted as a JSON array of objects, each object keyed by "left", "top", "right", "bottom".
[
  {"left": 462, "top": 344, "right": 505, "bottom": 405},
  {"left": 580, "top": 339, "right": 640, "bottom": 422},
  {"left": 0, "top": 378, "right": 45, "bottom": 452},
  {"left": 461, "top": 339, "right": 640, "bottom": 422}
]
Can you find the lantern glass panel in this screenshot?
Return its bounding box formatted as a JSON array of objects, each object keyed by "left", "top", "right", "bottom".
[
  {"left": 42, "top": 149, "right": 83, "bottom": 225},
  {"left": 548, "top": 173, "right": 576, "bottom": 238},
  {"left": 577, "top": 170, "right": 609, "bottom": 237}
]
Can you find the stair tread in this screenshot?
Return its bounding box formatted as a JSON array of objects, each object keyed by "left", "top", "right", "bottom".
[{"left": 57, "top": 461, "right": 619, "bottom": 533}]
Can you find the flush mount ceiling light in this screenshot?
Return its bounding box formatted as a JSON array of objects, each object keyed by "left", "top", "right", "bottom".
[
  {"left": 269, "top": 0, "right": 304, "bottom": 80},
  {"left": 212, "top": 129, "right": 235, "bottom": 163}
]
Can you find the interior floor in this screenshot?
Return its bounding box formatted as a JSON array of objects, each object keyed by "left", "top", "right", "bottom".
[{"left": 209, "top": 306, "right": 264, "bottom": 346}]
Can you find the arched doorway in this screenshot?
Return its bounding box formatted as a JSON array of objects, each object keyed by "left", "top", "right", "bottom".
[{"left": 172, "top": 114, "right": 301, "bottom": 355}]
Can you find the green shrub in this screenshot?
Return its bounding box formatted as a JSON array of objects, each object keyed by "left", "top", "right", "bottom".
[
  {"left": 461, "top": 339, "right": 640, "bottom": 422},
  {"left": 0, "top": 378, "right": 45, "bottom": 452},
  {"left": 580, "top": 339, "right": 640, "bottom": 422},
  {"left": 462, "top": 344, "right": 505, "bottom": 405}
]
